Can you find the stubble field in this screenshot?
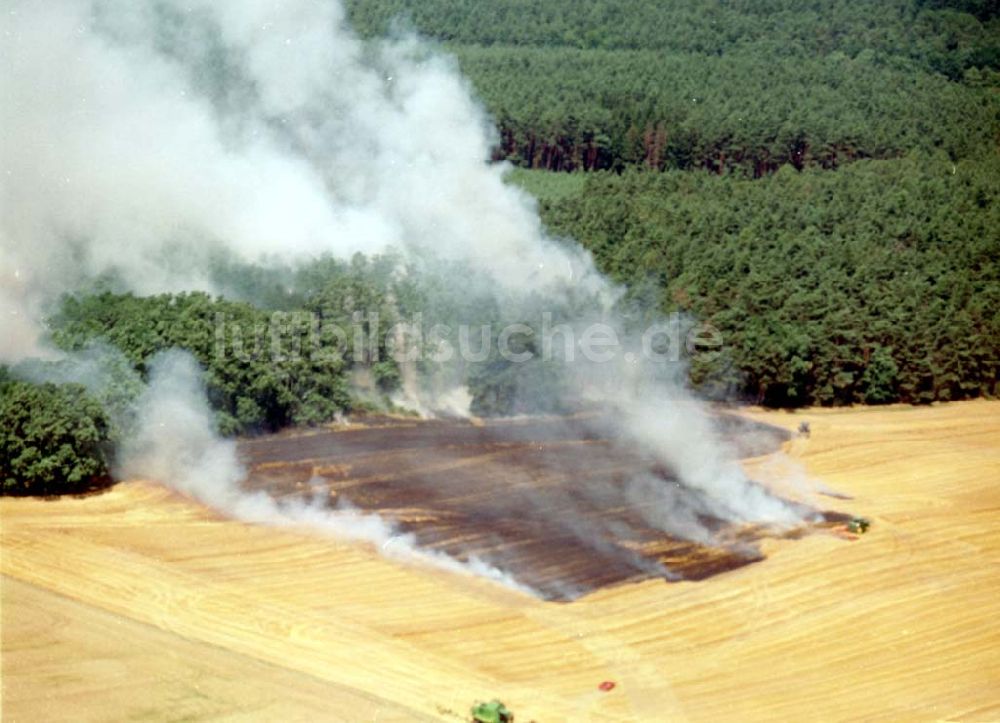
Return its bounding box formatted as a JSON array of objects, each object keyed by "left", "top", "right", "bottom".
[{"left": 3, "top": 401, "right": 998, "bottom": 721}]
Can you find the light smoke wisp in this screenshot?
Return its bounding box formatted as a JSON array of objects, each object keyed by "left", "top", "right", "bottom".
[{"left": 120, "top": 351, "right": 536, "bottom": 595}]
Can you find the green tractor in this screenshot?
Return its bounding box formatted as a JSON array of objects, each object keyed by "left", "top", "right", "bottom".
[
  {"left": 471, "top": 699, "right": 513, "bottom": 723},
  {"left": 846, "top": 517, "right": 871, "bottom": 534}
]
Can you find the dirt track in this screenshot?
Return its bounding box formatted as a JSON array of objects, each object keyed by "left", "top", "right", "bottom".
[{"left": 3, "top": 401, "right": 999, "bottom": 721}]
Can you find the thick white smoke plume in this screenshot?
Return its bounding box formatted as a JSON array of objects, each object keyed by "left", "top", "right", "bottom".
[
  {"left": 2, "top": 0, "right": 809, "bottom": 591},
  {"left": 1, "top": 0, "right": 593, "bottom": 361}
]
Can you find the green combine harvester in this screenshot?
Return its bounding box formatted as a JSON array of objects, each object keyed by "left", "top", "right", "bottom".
[
  {"left": 846, "top": 517, "right": 871, "bottom": 534},
  {"left": 471, "top": 699, "right": 513, "bottom": 723}
]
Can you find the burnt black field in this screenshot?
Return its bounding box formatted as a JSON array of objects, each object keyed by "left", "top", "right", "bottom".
[{"left": 240, "top": 413, "right": 848, "bottom": 600}]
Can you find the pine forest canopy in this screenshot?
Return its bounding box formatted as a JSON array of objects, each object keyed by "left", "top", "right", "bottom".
[{"left": 345, "top": 0, "right": 1000, "bottom": 173}]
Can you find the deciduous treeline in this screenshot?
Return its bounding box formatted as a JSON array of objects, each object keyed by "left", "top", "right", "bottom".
[{"left": 0, "top": 374, "right": 112, "bottom": 495}]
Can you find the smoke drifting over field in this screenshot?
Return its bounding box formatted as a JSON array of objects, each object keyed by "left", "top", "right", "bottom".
[
  {"left": 121, "top": 351, "right": 538, "bottom": 593},
  {"left": 2, "top": 0, "right": 814, "bottom": 592}
]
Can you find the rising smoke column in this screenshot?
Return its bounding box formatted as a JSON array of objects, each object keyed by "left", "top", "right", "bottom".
[
  {"left": 0, "top": 0, "right": 595, "bottom": 361},
  {"left": 1, "top": 0, "right": 808, "bottom": 588}
]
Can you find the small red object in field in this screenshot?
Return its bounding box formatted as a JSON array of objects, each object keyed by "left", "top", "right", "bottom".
[
  {"left": 598, "top": 681, "right": 616, "bottom": 692},
  {"left": 832, "top": 526, "right": 859, "bottom": 541}
]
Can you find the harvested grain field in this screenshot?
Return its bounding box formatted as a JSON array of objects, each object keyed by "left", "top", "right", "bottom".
[{"left": 3, "top": 401, "right": 1000, "bottom": 721}]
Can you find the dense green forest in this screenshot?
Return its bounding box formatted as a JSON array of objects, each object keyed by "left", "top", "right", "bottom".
[
  {"left": 347, "top": 0, "right": 1000, "bottom": 173},
  {"left": 0, "top": 255, "right": 412, "bottom": 493},
  {"left": 0, "top": 372, "right": 113, "bottom": 496},
  {"left": 45, "top": 254, "right": 435, "bottom": 435},
  {"left": 518, "top": 155, "right": 999, "bottom": 405},
  {"left": 348, "top": 0, "right": 1000, "bottom": 60}
]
